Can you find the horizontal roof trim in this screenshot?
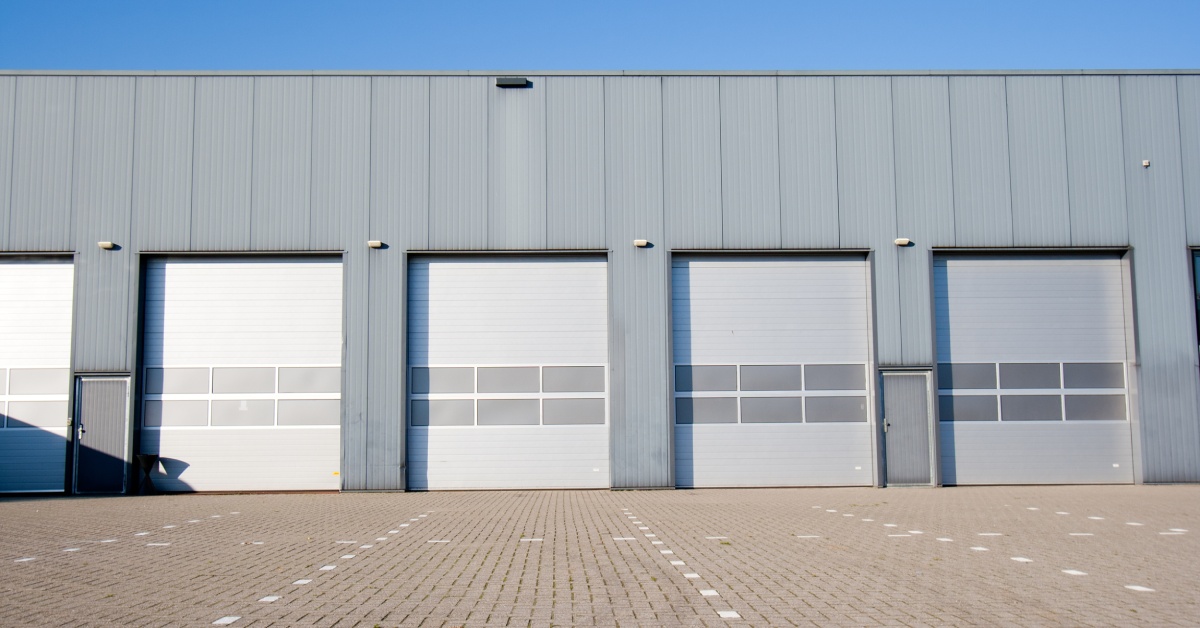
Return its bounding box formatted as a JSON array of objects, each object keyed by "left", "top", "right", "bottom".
[{"left": 1, "top": 69, "right": 1198, "bottom": 77}]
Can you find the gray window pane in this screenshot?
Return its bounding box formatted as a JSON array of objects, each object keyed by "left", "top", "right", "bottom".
[
  {"left": 279, "top": 367, "right": 341, "bottom": 393},
  {"left": 740, "top": 365, "right": 803, "bottom": 391},
  {"left": 5, "top": 401, "right": 69, "bottom": 428},
  {"left": 937, "top": 363, "right": 996, "bottom": 390},
  {"left": 144, "top": 400, "right": 209, "bottom": 427},
  {"left": 675, "top": 366, "right": 736, "bottom": 392},
  {"left": 8, "top": 368, "right": 69, "bottom": 395},
  {"left": 147, "top": 368, "right": 211, "bottom": 394},
  {"left": 938, "top": 395, "right": 998, "bottom": 421},
  {"left": 1000, "top": 395, "right": 1063, "bottom": 421},
  {"left": 0, "top": 369, "right": 5, "bottom": 394},
  {"left": 410, "top": 399, "right": 474, "bottom": 426},
  {"left": 478, "top": 399, "right": 540, "bottom": 425},
  {"left": 804, "top": 365, "right": 866, "bottom": 391},
  {"left": 999, "top": 363, "right": 1060, "bottom": 389},
  {"left": 277, "top": 399, "right": 341, "bottom": 425},
  {"left": 1065, "top": 395, "right": 1127, "bottom": 420},
  {"left": 805, "top": 396, "right": 868, "bottom": 423},
  {"left": 675, "top": 397, "right": 737, "bottom": 424},
  {"left": 740, "top": 397, "right": 804, "bottom": 423},
  {"left": 211, "top": 399, "right": 275, "bottom": 426},
  {"left": 543, "top": 398, "right": 605, "bottom": 424},
  {"left": 212, "top": 368, "right": 275, "bottom": 394},
  {"left": 478, "top": 367, "right": 540, "bottom": 393},
  {"left": 411, "top": 367, "right": 474, "bottom": 394},
  {"left": 543, "top": 366, "right": 605, "bottom": 393},
  {"left": 1063, "top": 363, "right": 1125, "bottom": 389}
]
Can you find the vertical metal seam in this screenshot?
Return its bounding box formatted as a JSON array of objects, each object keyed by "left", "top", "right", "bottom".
[
  {"left": 486, "top": 78, "right": 493, "bottom": 249},
  {"left": 5, "top": 77, "right": 17, "bottom": 249},
  {"left": 945, "top": 77, "right": 958, "bottom": 246},
  {"left": 831, "top": 78, "right": 842, "bottom": 248},
  {"left": 1176, "top": 76, "right": 1194, "bottom": 237},
  {"left": 543, "top": 79, "right": 549, "bottom": 248},
  {"left": 248, "top": 78, "right": 258, "bottom": 247},
  {"left": 125, "top": 78, "right": 137, "bottom": 247},
  {"left": 426, "top": 78, "right": 432, "bottom": 247},
  {"left": 773, "top": 77, "right": 782, "bottom": 248},
  {"left": 1118, "top": 77, "right": 1135, "bottom": 263},
  {"left": 1003, "top": 76, "right": 1017, "bottom": 244},
  {"left": 68, "top": 77, "right": 79, "bottom": 251},
  {"left": 888, "top": 77, "right": 904, "bottom": 361},
  {"left": 308, "top": 77, "right": 317, "bottom": 249},
  {"left": 716, "top": 78, "right": 724, "bottom": 248},
  {"left": 188, "top": 77, "right": 198, "bottom": 250},
  {"left": 1057, "top": 77, "right": 1074, "bottom": 245}
]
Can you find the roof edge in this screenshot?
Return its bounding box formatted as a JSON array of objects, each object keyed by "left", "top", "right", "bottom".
[{"left": 1, "top": 69, "right": 1199, "bottom": 77}]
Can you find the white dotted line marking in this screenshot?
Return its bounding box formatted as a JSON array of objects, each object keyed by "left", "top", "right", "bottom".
[
  {"left": 1088, "top": 516, "right": 1105, "bottom": 520},
  {"left": 908, "top": 531, "right": 924, "bottom": 535},
  {"left": 705, "top": 536, "right": 727, "bottom": 540},
  {"left": 336, "top": 541, "right": 356, "bottom": 544},
  {"left": 861, "top": 519, "right": 874, "bottom": 522},
  {"left": 388, "top": 530, "right": 400, "bottom": 534},
  {"left": 684, "top": 573, "right": 700, "bottom": 579},
  {"left": 718, "top": 610, "right": 741, "bottom": 619},
  {"left": 134, "top": 532, "right": 149, "bottom": 536},
  {"left": 970, "top": 547, "right": 988, "bottom": 551},
  {"left": 1011, "top": 557, "right": 1033, "bottom": 563},
  {"left": 795, "top": 535, "right": 821, "bottom": 539},
  {"left": 147, "top": 543, "right": 170, "bottom": 547},
  {"left": 1026, "top": 507, "right": 1039, "bottom": 511},
  {"left": 100, "top": 539, "right": 117, "bottom": 543},
  {"left": 1126, "top": 522, "right": 1143, "bottom": 526},
  {"left": 63, "top": 548, "right": 80, "bottom": 552},
  {"left": 1062, "top": 570, "right": 1087, "bottom": 576},
  {"left": 293, "top": 579, "right": 312, "bottom": 585},
  {"left": 162, "top": 525, "right": 176, "bottom": 529},
  {"left": 978, "top": 532, "right": 1002, "bottom": 536},
  {"left": 258, "top": 596, "right": 281, "bottom": 603},
  {"left": 670, "top": 560, "right": 685, "bottom": 566},
  {"left": 1056, "top": 511, "right": 1070, "bottom": 515},
  {"left": 14, "top": 557, "right": 35, "bottom": 563},
  {"left": 340, "top": 554, "right": 356, "bottom": 559},
  {"left": 883, "top": 524, "right": 898, "bottom": 528},
  {"left": 1069, "top": 533, "right": 1094, "bottom": 536},
  {"left": 519, "top": 538, "right": 543, "bottom": 542},
  {"left": 1170, "top": 528, "right": 1188, "bottom": 532},
  {"left": 660, "top": 550, "right": 674, "bottom": 554},
  {"left": 1125, "top": 585, "right": 1155, "bottom": 592},
  {"left": 1160, "top": 532, "right": 1185, "bottom": 535},
  {"left": 319, "top": 565, "right": 336, "bottom": 571},
  {"left": 888, "top": 534, "right": 911, "bottom": 538},
  {"left": 359, "top": 544, "right": 373, "bottom": 549},
  {"left": 700, "top": 590, "right": 719, "bottom": 597},
  {"left": 212, "top": 616, "right": 239, "bottom": 625},
  {"left": 613, "top": 537, "right": 636, "bottom": 541},
  {"left": 936, "top": 538, "right": 953, "bottom": 542}
]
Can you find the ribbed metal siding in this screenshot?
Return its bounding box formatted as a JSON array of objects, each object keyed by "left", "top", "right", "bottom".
[
  {"left": 0, "top": 77, "right": 15, "bottom": 246},
  {"left": 1006, "top": 76, "right": 1071, "bottom": 246},
  {"left": 721, "top": 77, "right": 781, "bottom": 248},
  {"left": 72, "top": 77, "right": 136, "bottom": 373},
  {"left": 191, "top": 77, "right": 253, "bottom": 251},
  {"left": 1121, "top": 75, "right": 1200, "bottom": 483},
  {"left": 545, "top": 77, "right": 605, "bottom": 249},
  {"left": 835, "top": 77, "right": 902, "bottom": 366},
  {"left": 1179, "top": 77, "right": 1200, "bottom": 245},
  {"left": 429, "top": 77, "right": 487, "bottom": 250},
  {"left": 777, "top": 77, "right": 839, "bottom": 249},
  {"left": 133, "top": 77, "right": 194, "bottom": 251},
  {"left": 892, "top": 77, "right": 953, "bottom": 366},
  {"left": 311, "top": 77, "right": 369, "bottom": 251},
  {"left": 489, "top": 77, "right": 546, "bottom": 249},
  {"left": 9, "top": 76, "right": 75, "bottom": 251},
  {"left": 662, "top": 77, "right": 722, "bottom": 250},
  {"left": 1063, "top": 76, "right": 1128, "bottom": 246},
  {"left": 950, "top": 77, "right": 1013, "bottom": 247},
  {"left": 372, "top": 77, "right": 429, "bottom": 251},
  {"left": 605, "top": 77, "right": 671, "bottom": 488},
  {"left": 251, "top": 77, "right": 312, "bottom": 250}
]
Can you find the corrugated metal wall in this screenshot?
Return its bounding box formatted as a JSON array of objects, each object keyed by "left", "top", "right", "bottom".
[{"left": 1, "top": 71, "right": 1198, "bottom": 487}]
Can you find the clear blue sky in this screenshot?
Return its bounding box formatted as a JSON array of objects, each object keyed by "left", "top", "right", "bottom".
[{"left": 1, "top": 0, "right": 1197, "bottom": 71}]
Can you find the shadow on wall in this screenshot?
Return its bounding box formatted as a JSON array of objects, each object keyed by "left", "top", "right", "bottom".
[
  {"left": 405, "top": 426, "right": 429, "bottom": 491},
  {"left": 136, "top": 428, "right": 194, "bottom": 492}
]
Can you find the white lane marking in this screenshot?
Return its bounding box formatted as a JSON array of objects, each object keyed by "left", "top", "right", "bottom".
[
  {"left": 399, "top": 524, "right": 409, "bottom": 527},
  {"left": 259, "top": 596, "right": 281, "bottom": 603},
  {"left": 147, "top": 543, "right": 170, "bottom": 547},
  {"left": 861, "top": 519, "right": 874, "bottom": 522},
  {"left": 883, "top": 524, "right": 897, "bottom": 527},
  {"left": 427, "top": 540, "right": 450, "bottom": 543},
  {"left": 684, "top": 573, "right": 700, "bottom": 579},
  {"left": 293, "top": 579, "right": 312, "bottom": 585},
  {"left": 63, "top": 548, "right": 80, "bottom": 552},
  {"left": 936, "top": 538, "right": 953, "bottom": 542},
  {"left": 100, "top": 540, "right": 117, "bottom": 543},
  {"left": 661, "top": 550, "right": 674, "bottom": 554},
  {"left": 1062, "top": 570, "right": 1088, "bottom": 576},
  {"left": 410, "top": 519, "right": 418, "bottom": 522},
  {"left": 970, "top": 547, "right": 988, "bottom": 551},
  {"left": 230, "top": 512, "right": 240, "bottom": 515},
  {"left": 418, "top": 514, "right": 427, "bottom": 518},
  {"left": 1027, "top": 507, "right": 1039, "bottom": 511},
  {"left": 612, "top": 537, "right": 635, "bottom": 541},
  {"left": 795, "top": 535, "right": 820, "bottom": 539},
  {"left": 1125, "top": 585, "right": 1155, "bottom": 592},
  {"left": 388, "top": 530, "right": 400, "bottom": 534},
  {"left": 887, "top": 534, "right": 911, "bottom": 538},
  {"left": 1011, "top": 557, "right": 1033, "bottom": 563},
  {"left": 1125, "top": 522, "right": 1143, "bottom": 526},
  {"left": 1159, "top": 532, "right": 1185, "bottom": 535},
  {"left": 705, "top": 536, "right": 727, "bottom": 540},
  {"left": 519, "top": 539, "right": 543, "bottom": 542},
  {"left": 908, "top": 531, "right": 924, "bottom": 535},
  {"left": 163, "top": 525, "right": 177, "bottom": 529},
  {"left": 718, "top": 611, "right": 741, "bottom": 619},
  {"left": 1069, "top": 533, "right": 1094, "bottom": 536},
  {"left": 188, "top": 520, "right": 201, "bottom": 523},
  {"left": 360, "top": 545, "right": 373, "bottom": 549},
  {"left": 812, "top": 506, "right": 821, "bottom": 509},
  {"left": 336, "top": 541, "right": 356, "bottom": 544},
  {"left": 212, "top": 617, "right": 239, "bottom": 625},
  {"left": 1088, "top": 516, "right": 1104, "bottom": 520},
  {"left": 628, "top": 516, "right": 636, "bottom": 519},
  {"left": 638, "top": 527, "right": 649, "bottom": 530},
  {"left": 700, "top": 590, "right": 719, "bottom": 596},
  {"left": 632, "top": 521, "right": 642, "bottom": 524},
  {"left": 670, "top": 560, "right": 685, "bottom": 566},
  {"left": 843, "top": 514, "right": 854, "bottom": 517},
  {"left": 15, "top": 558, "right": 35, "bottom": 562},
  {"left": 211, "top": 515, "right": 221, "bottom": 518},
  {"left": 652, "top": 541, "right": 664, "bottom": 545},
  {"left": 341, "top": 554, "right": 356, "bottom": 559},
  {"left": 645, "top": 534, "right": 656, "bottom": 538},
  {"left": 375, "top": 537, "right": 388, "bottom": 541},
  {"left": 1170, "top": 528, "right": 1188, "bottom": 532},
  {"left": 250, "top": 542, "right": 264, "bottom": 546},
  {"left": 319, "top": 565, "right": 336, "bottom": 571},
  {"left": 826, "top": 509, "right": 837, "bottom": 513},
  {"left": 1056, "top": 512, "right": 1069, "bottom": 515},
  {"left": 134, "top": 532, "right": 149, "bottom": 536},
  {"left": 978, "top": 533, "right": 1002, "bottom": 536}
]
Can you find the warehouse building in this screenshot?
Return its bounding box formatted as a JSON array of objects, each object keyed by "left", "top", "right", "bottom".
[{"left": 0, "top": 70, "right": 1197, "bottom": 493}]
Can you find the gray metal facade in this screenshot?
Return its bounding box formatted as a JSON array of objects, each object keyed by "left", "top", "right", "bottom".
[{"left": 1, "top": 70, "right": 1198, "bottom": 489}]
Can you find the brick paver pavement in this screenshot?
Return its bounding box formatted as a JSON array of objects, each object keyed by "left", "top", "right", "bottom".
[{"left": 0, "top": 486, "right": 1197, "bottom": 626}]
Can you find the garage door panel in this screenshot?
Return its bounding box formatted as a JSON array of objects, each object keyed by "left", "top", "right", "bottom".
[
  {"left": 408, "top": 258, "right": 609, "bottom": 490},
  {"left": 672, "top": 257, "right": 874, "bottom": 487},
  {"left": 935, "top": 256, "right": 1133, "bottom": 485},
  {"left": 142, "top": 258, "right": 343, "bottom": 491}
]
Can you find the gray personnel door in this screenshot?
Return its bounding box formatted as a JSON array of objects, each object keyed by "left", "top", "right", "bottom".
[
  {"left": 73, "top": 376, "right": 131, "bottom": 494},
  {"left": 883, "top": 371, "right": 935, "bottom": 486}
]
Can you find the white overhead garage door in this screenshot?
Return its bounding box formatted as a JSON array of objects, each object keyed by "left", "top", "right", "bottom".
[
  {"left": 407, "top": 257, "right": 609, "bottom": 490},
  {"left": 672, "top": 257, "right": 875, "bottom": 488},
  {"left": 141, "top": 258, "right": 343, "bottom": 491},
  {"left": 0, "top": 260, "right": 73, "bottom": 492},
  {"left": 935, "top": 256, "right": 1134, "bottom": 485}
]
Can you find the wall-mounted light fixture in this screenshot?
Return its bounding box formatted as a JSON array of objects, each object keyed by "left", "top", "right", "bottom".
[
  {"left": 496, "top": 77, "right": 530, "bottom": 88},
  {"left": 893, "top": 238, "right": 912, "bottom": 247},
  {"left": 97, "top": 241, "right": 116, "bottom": 250},
  {"left": 633, "top": 239, "right": 650, "bottom": 248},
  {"left": 367, "top": 240, "right": 384, "bottom": 249},
  {"left": 1143, "top": 159, "right": 1151, "bottom": 168}
]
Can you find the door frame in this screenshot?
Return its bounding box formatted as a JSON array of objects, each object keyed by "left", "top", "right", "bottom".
[
  {"left": 72, "top": 374, "right": 132, "bottom": 494},
  {"left": 881, "top": 369, "right": 938, "bottom": 487}
]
